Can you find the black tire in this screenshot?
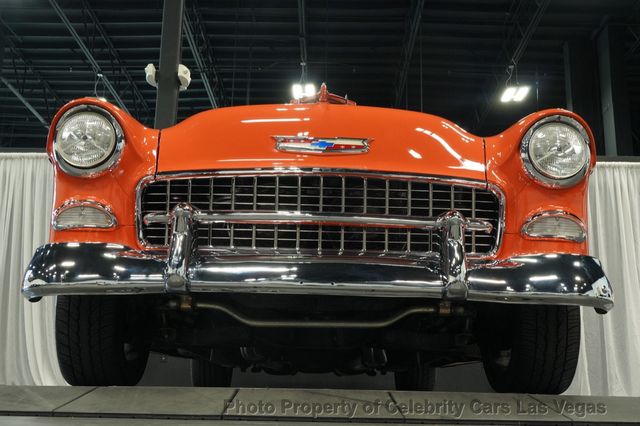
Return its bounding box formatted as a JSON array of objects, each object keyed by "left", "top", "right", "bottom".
[
  {"left": 191, "top": 359, "right": 233, "bottom": 387},
  {"left": 55, "top": 295, "right": 150, "bottom": 386},
  {"left": 394, "top": 352, "right": 436, "bottom": 391},
  {"left": 478, "top": 305, "right": 580, "bottom": 394}
]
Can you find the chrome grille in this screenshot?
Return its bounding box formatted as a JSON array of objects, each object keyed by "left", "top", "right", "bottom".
[{"left": 139, "top": 172, "right": 501, "bottom": 256}]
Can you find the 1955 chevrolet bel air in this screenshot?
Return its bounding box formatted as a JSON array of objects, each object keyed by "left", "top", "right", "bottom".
[{"left": 23, "top": 84, "right": 612, "bottom": 394}]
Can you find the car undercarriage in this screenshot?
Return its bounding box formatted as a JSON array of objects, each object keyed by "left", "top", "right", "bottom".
[{"left": 154, "top": 294, "right": 479, "bottom": 376}]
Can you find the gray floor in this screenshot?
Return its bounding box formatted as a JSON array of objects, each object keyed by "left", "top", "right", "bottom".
[
  {"left": 0, "top": 419, "right": 394, "bottom": 426},
  {"left": 138, "top": 352, "right": 494, "bottom": 391},
  {"left": 7, "top": 353, "right": 634, "bottom": 425},
  {"left": 1, "top": 384, "right": 639, "bottom": 424}
]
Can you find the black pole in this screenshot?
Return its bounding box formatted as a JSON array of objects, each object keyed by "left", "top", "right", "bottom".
[{"left": 155, "top": 0, "right": 185, "bottom": 129}]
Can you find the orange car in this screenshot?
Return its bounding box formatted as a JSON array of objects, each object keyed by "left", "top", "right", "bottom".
[{"left": 23, "top": 85, "right": 612, "bottom": 394}]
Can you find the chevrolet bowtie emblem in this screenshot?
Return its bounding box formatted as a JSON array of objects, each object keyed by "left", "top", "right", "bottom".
[{"left": 273, "top": 136, "right": 371, "bottom": 154}]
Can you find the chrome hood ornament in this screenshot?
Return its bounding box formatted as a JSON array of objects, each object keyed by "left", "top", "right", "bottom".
[{"left": 273, "top": 136, "right": 370, "bottom": 154}]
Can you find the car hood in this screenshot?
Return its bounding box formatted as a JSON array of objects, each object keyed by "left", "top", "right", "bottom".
[{"left": 157, "top": 103, "right": 486, "bottom": 181}]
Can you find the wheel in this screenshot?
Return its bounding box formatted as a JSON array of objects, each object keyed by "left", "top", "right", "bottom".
[
  {"left": 478, "top": 304, "right": 580, "bottom": 394},
  {"left": 55, "top": 295, "right": 150, "bottom": 386},
  {"left": 394, "top": 352, "right": 436, "bottom": 391},
  {"left": 191, "top": 359, "right": 233, "bottom": 387}
]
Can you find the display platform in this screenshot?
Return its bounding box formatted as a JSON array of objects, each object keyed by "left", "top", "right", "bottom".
[{"left": 0, "top": 385, "right": 638, "bottom": 425}]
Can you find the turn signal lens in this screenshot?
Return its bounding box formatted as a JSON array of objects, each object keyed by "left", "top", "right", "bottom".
[
  {"left": 522, "top": 213, "right": 585, "bottom": 242},
  {"left": 53, "top": 203, "right": 116, "bottom": 230}
]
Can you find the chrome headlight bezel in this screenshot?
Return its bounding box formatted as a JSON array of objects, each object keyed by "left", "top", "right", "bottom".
[
  {"left": 520, "top": 115, "right": 591, "bottom": 188},
  {"left": 53, "top": 105, "right": 124, "bottom": 177}
]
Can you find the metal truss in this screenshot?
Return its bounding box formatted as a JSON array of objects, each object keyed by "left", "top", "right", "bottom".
[
  {"left": 49, "top": 0, "right": 130, "bottom": 114},
  {"left": 0, "top": 16, "right": 62, "bottom": 125},
  {"left": 394, "top": 0, "right": 425, "bottom": 107},
  {"left": 80, "top": 0, "right": 152, "bottom": 121},
  {"left": 298, "top": 0, "right": 308, "bottom": 83},
  {"left": 184, "top": 0, "right": 226, "bottom": 108},
  {"left": 473, "top": 0, "right": 551, "bottom": 130}
]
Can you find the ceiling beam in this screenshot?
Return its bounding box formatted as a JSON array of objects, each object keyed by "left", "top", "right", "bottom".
[
  {"left": 474, "top": 0, "right": 551, "bottom": 129},
  {"left": 189, "top": 1, "right": 226, "bottom": 107},
  {"left": 394, "top": 0, "right": 425, "bottom": 107},
  {"left": 0, "top": 25, "right": 48, "bottom": 128},
  {"left": 626, "top": 27, "right": 640, "bottom": 58},
  {"left": 48, "top": 0, "right": 129, "bottom": 113},
  {"left": 298, "top": 0, "right": 308, "bottom": 81},
  {"left": 0, "top": 76, "right": 48, "bottom": 128},
  {"left": 80, "top": 0, "right": 151, "bottom": 118},
  {"left": 510, "top": 1, "right": 550, "bottom": 66},
  {"left": 0, "top": 16, "right": 63, "bottom": 109},
  {"left": 624, "top": 0, "right": 640, "bottom": 58},
  {"left": 184, "top": 5, "right": 223, "bottom": 109}
]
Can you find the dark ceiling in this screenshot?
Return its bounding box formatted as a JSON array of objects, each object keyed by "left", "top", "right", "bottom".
[{"left": 1, "top": 0, "right": 639, "bottom": 149}]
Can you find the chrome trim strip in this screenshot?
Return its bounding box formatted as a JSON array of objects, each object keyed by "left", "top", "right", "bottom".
[
  {"left": 487, "top": 183, "right": 506, "bottom": 258},
  {"left": 52, "top": 199, "right": 118, "bottom": 230},
  {"left": 521, "top": 210, "right": 586, "bottom": 243},
  {"left": 135, "top": 169, "right": 506, "bottom": 256},
  {"left": 53, "top": 104, "right": 125, "bottom": 177},
  {"left": 22, "top": 243, "right": 613, "bottom": 312},
  {"left": 144, "top": 210, "right": 494, "bottom": 233},
  {"left": 520, "top": 115, "right": 591, "bottom": 188},
  {"left": 136, "top": 175, "right": 158, "bottom": 249},
  {"left": 153, "top": 168, "right": 490, "bottom": 187}
]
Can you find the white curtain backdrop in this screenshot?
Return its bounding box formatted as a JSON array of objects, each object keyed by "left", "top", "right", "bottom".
[
  {"left": 0, "top": 153, "right": 638, "bottom": 395},
  {"left": 567, "top": 162, "right": 640, "bottom": 396},
  {"left": 0, "top": 153, "right": 64, "bottom": 385}
]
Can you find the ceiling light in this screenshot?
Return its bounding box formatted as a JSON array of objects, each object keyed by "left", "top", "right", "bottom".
[
  {"left": 292, "top": 84, "right": 303, "bottom": 100},
  {"left": 292, "top": 83, "right": 316, "bottom": 100},
  {"left": 513, "top": 86, "right": 530, "bottom": 102},
  {"left": 304, "top": 83, "right": 315, "bottom": 97},
  {"left": 500, "top": 87, "right": 517, "bottom": 103},
  {"left": 500, "top": 85, "right": 530, "bottom": 103}
]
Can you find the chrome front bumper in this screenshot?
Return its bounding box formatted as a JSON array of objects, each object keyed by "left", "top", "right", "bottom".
[{"left": 22, "top": 207, "right": 613, "bottom": 312}]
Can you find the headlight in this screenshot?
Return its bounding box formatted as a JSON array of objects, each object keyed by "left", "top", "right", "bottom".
[
  {"left": 53, "top": 105, "right": 124, "bottom": 176},
  {"left": 521, "top": 115, "right": 590, "bottom": 188}
]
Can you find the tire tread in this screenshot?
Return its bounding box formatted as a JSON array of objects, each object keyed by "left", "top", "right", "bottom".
[
  {"left": 481, "top": 305, "right": 580, "bottom": 394},
  {"left": 55, "top": 295, "right": 148, "bottom": 386}
]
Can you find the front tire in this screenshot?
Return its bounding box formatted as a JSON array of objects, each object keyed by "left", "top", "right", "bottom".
[
  {"left": 55, "top": 295, "right": 150, "bottom": 386},
  {"left": 478, "top": 304, "right": 580, "bottom": 394}
]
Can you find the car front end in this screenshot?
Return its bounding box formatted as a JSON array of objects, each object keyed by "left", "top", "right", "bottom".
[{"left": 22, "top": 88, "right": 612, "bottom": 393}]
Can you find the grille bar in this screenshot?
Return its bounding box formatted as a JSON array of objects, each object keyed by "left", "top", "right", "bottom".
[
  {"left": 145, "top": 211, "right": 494, "bottom": 232},
  {"left": 139, "top": 171, "right": 502, "bottom": 257}
]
